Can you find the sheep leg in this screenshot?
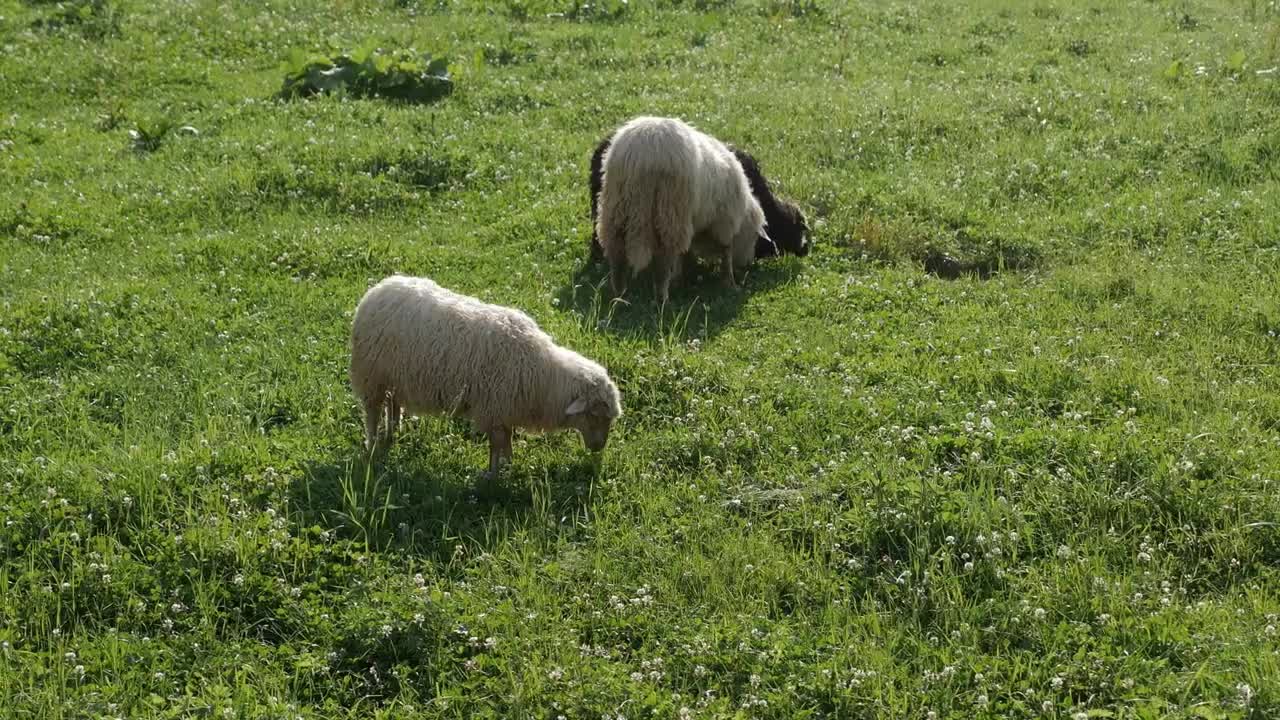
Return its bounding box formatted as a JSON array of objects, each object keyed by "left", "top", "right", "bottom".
[
  {"left": 653, "top": 252, "right": 678, "bottom": 306},
  {"left": 604, "top": 238, "right": 629, "bottom": 298},
  {"left": 384, "top": 395, "right": 401, "bottom": 448},
  {"left": 609, "top": 268, "right": 627, "bottom": 298},
  {"left": 719, "top": 247, "right": 737, "bottom": 289},
  {"left": 486, "top": 427, "right": 512, "bottom": 478},
  {"left": 361, "top": 395, "right": 384, "bottom": 454},
  {"left": 607, "top": 259, "right": 630, "bottom": 298}
]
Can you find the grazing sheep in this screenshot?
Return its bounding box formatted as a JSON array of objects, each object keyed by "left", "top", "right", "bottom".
[
  {"left": 595, "top": 115, "right": 770, "bottom": 304},
  {"left": 349, "top": 275, "right": 622, "bottom": 477},
  {"left": 588, "top": 125, "right": 809, "bottom": 266}
]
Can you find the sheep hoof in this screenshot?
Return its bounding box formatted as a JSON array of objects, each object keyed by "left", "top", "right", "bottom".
[{"left": 479, "top": 466, "right": 508, "bottom": 495}]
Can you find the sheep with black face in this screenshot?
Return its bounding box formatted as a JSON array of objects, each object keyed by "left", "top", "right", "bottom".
[{"left": 588, "top": 123, "right": 810, "bottom": 266}]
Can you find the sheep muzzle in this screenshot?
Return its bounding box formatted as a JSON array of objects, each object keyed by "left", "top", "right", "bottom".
[{"left": 580, "top": 427, "right": 610, "bottom": 452}]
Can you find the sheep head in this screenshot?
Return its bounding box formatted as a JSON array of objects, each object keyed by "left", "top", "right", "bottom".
[
  {"left": 563, "top": 377, "right": 622, "bottom": 452},
  {"left": 732, "top": 148, "right": 810, "bottom": 259},
  {"left": 757, "top": 199, "right": 810, "bottom": 259}
]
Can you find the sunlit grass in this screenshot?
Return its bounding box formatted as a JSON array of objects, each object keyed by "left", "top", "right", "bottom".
[{"left": 1, "top": 0, "right": 1278, "bottom": 717}]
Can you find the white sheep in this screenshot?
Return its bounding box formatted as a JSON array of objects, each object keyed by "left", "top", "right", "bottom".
[
  {"left": 596, "top": 115, "right": 769, "bottom": 303},
  {"left": 349, "top": 275, "right": 622, "bottom": 476}
]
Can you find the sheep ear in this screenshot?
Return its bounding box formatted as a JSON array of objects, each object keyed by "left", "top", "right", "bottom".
[{"left": 565, "top": 397, "right": 589, "bottom": 416}]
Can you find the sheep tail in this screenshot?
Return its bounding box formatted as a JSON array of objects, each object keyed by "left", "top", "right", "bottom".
[
  {"left": 597, "top": 170, "right": 644, "bottom": 273},
  {"left": 599, "top": 165, "right": 692, "bottom": 275},
  {"left": 623, "top": 176, "right": 655, "bottom": 272},
  {"left": 599, "top": 171, "right": 663, "bottom": 273},
  {"left": 650, "top": 170, "right": 693, "bottom": 265}
]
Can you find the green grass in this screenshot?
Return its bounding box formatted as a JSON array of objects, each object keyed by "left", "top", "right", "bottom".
[{"left": 2, "top": 0, "right": 1279, "bottom": 717}]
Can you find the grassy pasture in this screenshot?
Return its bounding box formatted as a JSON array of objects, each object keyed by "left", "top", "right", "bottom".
[{"left": 1, "top": 0, "right": 1279, "bottom": 717}]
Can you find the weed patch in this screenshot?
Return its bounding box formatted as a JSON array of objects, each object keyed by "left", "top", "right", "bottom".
[
  {"left": 30, "top": 0, "right": 121, "bottom": 38},
  {"left": 280, "top": 44, "right": 453, "bottom": 103}
]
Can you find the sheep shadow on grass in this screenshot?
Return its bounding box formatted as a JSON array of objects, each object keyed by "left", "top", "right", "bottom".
[
  {"left": 554, "top": 254, "right": 802, "bottom": 342},
  {"left": 292, "top": 419, "right": 603, "bottom": 566}
]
